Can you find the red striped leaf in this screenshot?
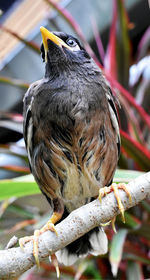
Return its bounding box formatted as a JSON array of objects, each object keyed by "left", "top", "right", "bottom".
[{"left": 120, "top": 130, "right": 150, "bottom": 171}]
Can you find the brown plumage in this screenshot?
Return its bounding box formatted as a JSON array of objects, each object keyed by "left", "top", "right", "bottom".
[{"left": 21, "top": 27, "right": 120, "bottom": 266}]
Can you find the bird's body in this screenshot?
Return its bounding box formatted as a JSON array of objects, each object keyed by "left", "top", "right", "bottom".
[{"left": 23, "top": 29, "right": 120, "bottom": 265}]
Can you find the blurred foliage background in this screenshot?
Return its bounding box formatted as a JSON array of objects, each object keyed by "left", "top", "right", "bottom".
[{"left": 0, "top": 0, "right": 150, "bottom": 279}]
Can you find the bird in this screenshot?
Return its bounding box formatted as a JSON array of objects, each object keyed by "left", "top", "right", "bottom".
[{"left": 20, "top": 26, "right": 130, "bottom": 267}]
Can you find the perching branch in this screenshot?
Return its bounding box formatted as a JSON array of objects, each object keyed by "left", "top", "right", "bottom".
[{"left": 0, "top": 172, "right": 150, "bottom": 279}]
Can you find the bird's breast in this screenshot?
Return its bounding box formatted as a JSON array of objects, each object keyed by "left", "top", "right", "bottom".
[
  {"left": 33, "top": 112, "right": 116, "bottom": 213},
  {"left": 59, "top": 159, "right": 100, "bottom": 212}
]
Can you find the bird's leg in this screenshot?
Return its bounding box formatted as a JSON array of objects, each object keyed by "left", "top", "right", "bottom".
[
  {"left": 19, "top": 198, "right": 64, "bottom": 268},
  {"left": 99, "top": 183, "right": 132, "bottom": 229}
]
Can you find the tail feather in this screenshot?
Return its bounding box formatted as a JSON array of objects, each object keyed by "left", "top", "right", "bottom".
[
  {"left": 89, "top": 227, "right": 108, "bottom": 256},
  {"left": 56, "top": 227, "right": 108, "bottom": 266},
  {"left": 55, "top": 249, "right": 79, "bottom": 266}
]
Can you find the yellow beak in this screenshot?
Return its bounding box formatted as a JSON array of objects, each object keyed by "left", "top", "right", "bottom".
[{"left": 40, "top": 26, "right": 72, "bottom": 51}]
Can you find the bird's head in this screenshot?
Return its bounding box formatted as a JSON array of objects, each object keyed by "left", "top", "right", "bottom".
[{"left": 40, "top": 26, "right": 91, "bottom": 76}]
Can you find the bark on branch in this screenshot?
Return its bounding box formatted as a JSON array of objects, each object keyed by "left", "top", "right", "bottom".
[{"left": 0, "top": 172, "right": 150, "bottom": 279}]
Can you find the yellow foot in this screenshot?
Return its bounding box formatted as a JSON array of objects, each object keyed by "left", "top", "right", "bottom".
[
  {"left": 100, "top": 217, "right": 117, "bottom": 233},
  {"left": 50, "top": 254, "right": 60, "bottom": 279},
  {"left": 19, "top": 212, "right": 61, "bottom": 267},
  {"left": 99, "top": 183, "right": 132, "bottom": 224}
]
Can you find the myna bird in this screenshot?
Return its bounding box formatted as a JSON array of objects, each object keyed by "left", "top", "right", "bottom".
[{"left": 20, "top": 26, "right": 130, "bottom": 267}]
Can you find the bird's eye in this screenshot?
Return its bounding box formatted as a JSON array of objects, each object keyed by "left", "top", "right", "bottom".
[{"left": 66, "top": 38, "right": 77, "bottom": 47}]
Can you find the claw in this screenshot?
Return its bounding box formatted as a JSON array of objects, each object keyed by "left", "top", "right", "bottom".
[
  {"left": 100, "top": 218, "right": 117, "bottom": 233},
  {"left": 99, "top": 182, "right": 131, "bottom": 229},
  {"left": 111, "top": 183, "right": 125, "bottom": 223},
  {"left": 33, "top": 230, "right": 40, "bottom": 268},
  {"left": 100, "top": 220, "right": 111, "bottom": 227},
  {"left": 19, "top": 211, "right": 62, "bottom": 268},
  {"left": 99, "top": 186, "right": 108, "bottom": 203},
  {"left": 111, "top": 217, "right": 117, "bottom": 233},
  {"left": 118, "top": 183, "right": 132, "bottom": 202},
  {"left": 19, "top": 224, "right": 57, "bottom": 268},
  {"left": 51, "top": 254, "right": 60, "bottom": 279},
  {"left": 42, "top": 222, "right": 58, "bottom": 236},
  {"left": 19, "top": 238, "right": 24, "bottom": 251},
  {"left": 19, "top": 236, "right": 33, "bottom": 251}
]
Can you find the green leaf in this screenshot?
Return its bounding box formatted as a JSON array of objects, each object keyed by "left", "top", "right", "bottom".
[
  {"left": 124, "top": 252, "right": 150, "bottom": 265},
  {"left": 109, "top": 229, "right": 128, "bottom": 276},
  {"left": 114, "top": 169, "right": 144, "bottom": 183},
  {"left": 116, "top": 0, "right": 130, "bottom": 87},
  {"left": 127, "top": 261, "right": 143, "bottom": 280},
  {"left": 84, "top": 261, "right": 102, "bottom": 279},
  {"left": 133, "top": 223, "right": 150, "bottom": 241},
  {"left": 0, "top": 175, "right": 40, "bottom": 201},
  {"left": 124, "top": 212, "right": 140, "bottom": 229},
  {"left": 141, "top": 200, "right": 150, "bottom": 214},
  {"left": 7, "top": 204, "right": 35, "bottom": 219}
]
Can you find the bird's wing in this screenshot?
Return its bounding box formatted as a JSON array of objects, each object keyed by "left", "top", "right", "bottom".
[{"left": 106, "top": 88, "right": 120, "bottom": 158}]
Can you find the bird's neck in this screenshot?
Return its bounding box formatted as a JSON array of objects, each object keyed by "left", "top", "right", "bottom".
[{"left": 44, "top": 60, "right": 101, "bottom": 83}]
